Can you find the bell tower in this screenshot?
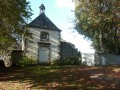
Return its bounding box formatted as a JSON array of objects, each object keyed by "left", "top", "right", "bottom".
[{"left": 39, "top": 4, "right": 45, "bottom": 14}]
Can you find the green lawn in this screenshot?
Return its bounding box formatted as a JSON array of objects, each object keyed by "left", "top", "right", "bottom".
[
  {"left": 1, "top": 65, "right": 120, "bottom": 90},
  {"left": 0, "top": 65, "right": 96, "bottom": 90}
]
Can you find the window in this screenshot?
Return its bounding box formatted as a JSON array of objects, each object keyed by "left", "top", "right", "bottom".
[{"left": 40, "top": 32, "right": 49, "bottom": 41}]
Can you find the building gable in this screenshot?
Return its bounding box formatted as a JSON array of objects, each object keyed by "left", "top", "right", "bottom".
[
  {"left": 29, "top": 13, "right": 61, "bottom": 32},
  {"left": 29, "top": 4, "right": 61, "bottom": 32}
]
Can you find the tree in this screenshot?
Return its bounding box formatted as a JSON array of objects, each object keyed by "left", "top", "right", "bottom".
[
  {"left": 75, "top": 0, "right": 120, "bottom": 54},
  {"left": 0, "top": 0, "right": 32, "bottom": 55}
]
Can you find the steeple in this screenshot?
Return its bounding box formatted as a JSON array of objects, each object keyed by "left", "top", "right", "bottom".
[
  {"left": 39, "top": 4, "right": 45, "bottom": 14},
  {"left": 29, "top": 3, "right": 61, "bottom": 32}
]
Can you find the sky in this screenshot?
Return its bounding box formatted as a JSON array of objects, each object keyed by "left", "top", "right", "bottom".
[{"left": 28, "top": 0, "right": 95, "bottom": 53}]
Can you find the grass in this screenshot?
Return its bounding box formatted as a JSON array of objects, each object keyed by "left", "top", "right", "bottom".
[{"left": 0, "top": 65, "right": 120, "bottom": 90}]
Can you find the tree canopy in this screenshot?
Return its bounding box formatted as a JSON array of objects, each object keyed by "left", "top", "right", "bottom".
[
  {"left": 0, "top": 0, "right": 32, "bottom": 55},
  {"left": 75, "top": 0, "right": 120, "bottom": 54}
]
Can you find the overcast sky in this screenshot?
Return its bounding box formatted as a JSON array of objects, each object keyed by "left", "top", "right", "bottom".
[{"left": 28, "top": 0, "right": 95, "bottom": 53}]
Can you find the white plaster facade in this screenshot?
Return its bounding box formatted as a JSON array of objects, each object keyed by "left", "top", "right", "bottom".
[
  {"left": 25, "top": 4, "right": 61, "bottom": 64},
  {"left": 26, "top": 27, "right": 61, "bottom": 64}
]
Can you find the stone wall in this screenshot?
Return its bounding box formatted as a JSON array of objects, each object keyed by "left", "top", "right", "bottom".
[
  {"left": 82, "top": 53, "right": 95, "bottom": 66},
  {"left": 94, "top": 53, "right": 120, "bottom": 66}
]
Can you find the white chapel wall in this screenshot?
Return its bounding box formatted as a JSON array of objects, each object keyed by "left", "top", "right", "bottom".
[
  {"left": 26, "top": 27, "right": 60, "bottom": 61},
  {"left": 49, "top": 30, "right": 61, "bottom": 60},
  {"left": 26, "top": 27, "right": 40, "bottom": 59}
]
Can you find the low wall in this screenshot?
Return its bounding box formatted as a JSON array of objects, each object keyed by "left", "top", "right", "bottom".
[
  {"left": 94, "top": 53, "right": 120, "bottom": 66},
  {"left": 82, "top": 53, "right": 95, "bottom": 66}
]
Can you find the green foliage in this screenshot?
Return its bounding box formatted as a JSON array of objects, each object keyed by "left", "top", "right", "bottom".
[
  {"left": 75, "top": 0, "right": 120, "bottom": 54},
  {"left": 51, "top": 57, "right": 81, "bottom": 65},
  {"left": 11, "top": 50, "right": 24, "bottom": 64},
  {"left": 0, "top": 35, "right": 15, "bottom": 55},
  {"left": 0, "top": 0, "right": 32, "bottom": 54},
  {"left": 51, "top": 59, "right": 60, "bottom": 65},
  {"left": 61, "top": 57, "right": 81, "bottom": 65},
  {"left": 11, "top": 50, "right": 37, "bottom": 67},
  {"left": 15, "top": 56, "right": 37, "bottom": 67}
]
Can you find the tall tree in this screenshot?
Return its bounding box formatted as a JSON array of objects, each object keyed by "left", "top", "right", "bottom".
[
  {"left": 75, "top": 0, "right": 120, "bottom": 54},
  {"left": 0, "top": 0, "right": 32, "bottom": 55}
]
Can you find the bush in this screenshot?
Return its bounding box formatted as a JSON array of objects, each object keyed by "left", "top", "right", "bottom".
[
  {"left": 51, "top": 57, "right": 81, "bottom": 65},
  {"left": 15, "top": 56, "right": 37, "bottom": 67},
  {"left": 61, "top": 57, "right": 81, "bottom": 65},
  {"left": 51, "top": 59, "right": 61, "bottom": 65},
  {"left": 11, "top": 50, "right": 24, "bottom": 65}
]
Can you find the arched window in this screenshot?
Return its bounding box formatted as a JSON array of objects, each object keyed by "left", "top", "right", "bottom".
[{"left": 40, "top": 32, "right": 49, "bottom": 41}]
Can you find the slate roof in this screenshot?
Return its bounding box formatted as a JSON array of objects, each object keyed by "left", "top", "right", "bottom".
[
  {"left": 61, "top": 41, "right": 77, "bottom": 50},
  {"left": 29, "top": 13, "right": 61, "bottom": 32}
]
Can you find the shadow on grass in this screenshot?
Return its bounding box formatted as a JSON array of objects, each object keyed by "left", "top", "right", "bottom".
[
  {"left": 82, "top": 66, "right": 120, "bottom": 89},
  {"left": 0, "top": 65, "right": 120, "bottom": 89},
  {"left": 0, "top": 65, "right": 96, "bottom": 89}
]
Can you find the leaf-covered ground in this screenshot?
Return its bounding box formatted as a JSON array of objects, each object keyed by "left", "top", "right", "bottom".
[{"left": 0, "top": 65, "right": 120, "bottom": 90}]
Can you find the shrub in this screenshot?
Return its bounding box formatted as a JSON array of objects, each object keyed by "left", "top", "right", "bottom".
[
  {"left": 15, "top": 56, "right": 37, "bottom": 67},
  {"left": 11, "top": 50, "right": 24, "bottom": 65},
  {"left": 51, "top": 59, "right": 60, "bottom": 65},
  {"left": 51, "top": 57, "right": 81, "bottom": 65},
  {"left": 61, "top": 57, "right": 81, "bottom": 65}
]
